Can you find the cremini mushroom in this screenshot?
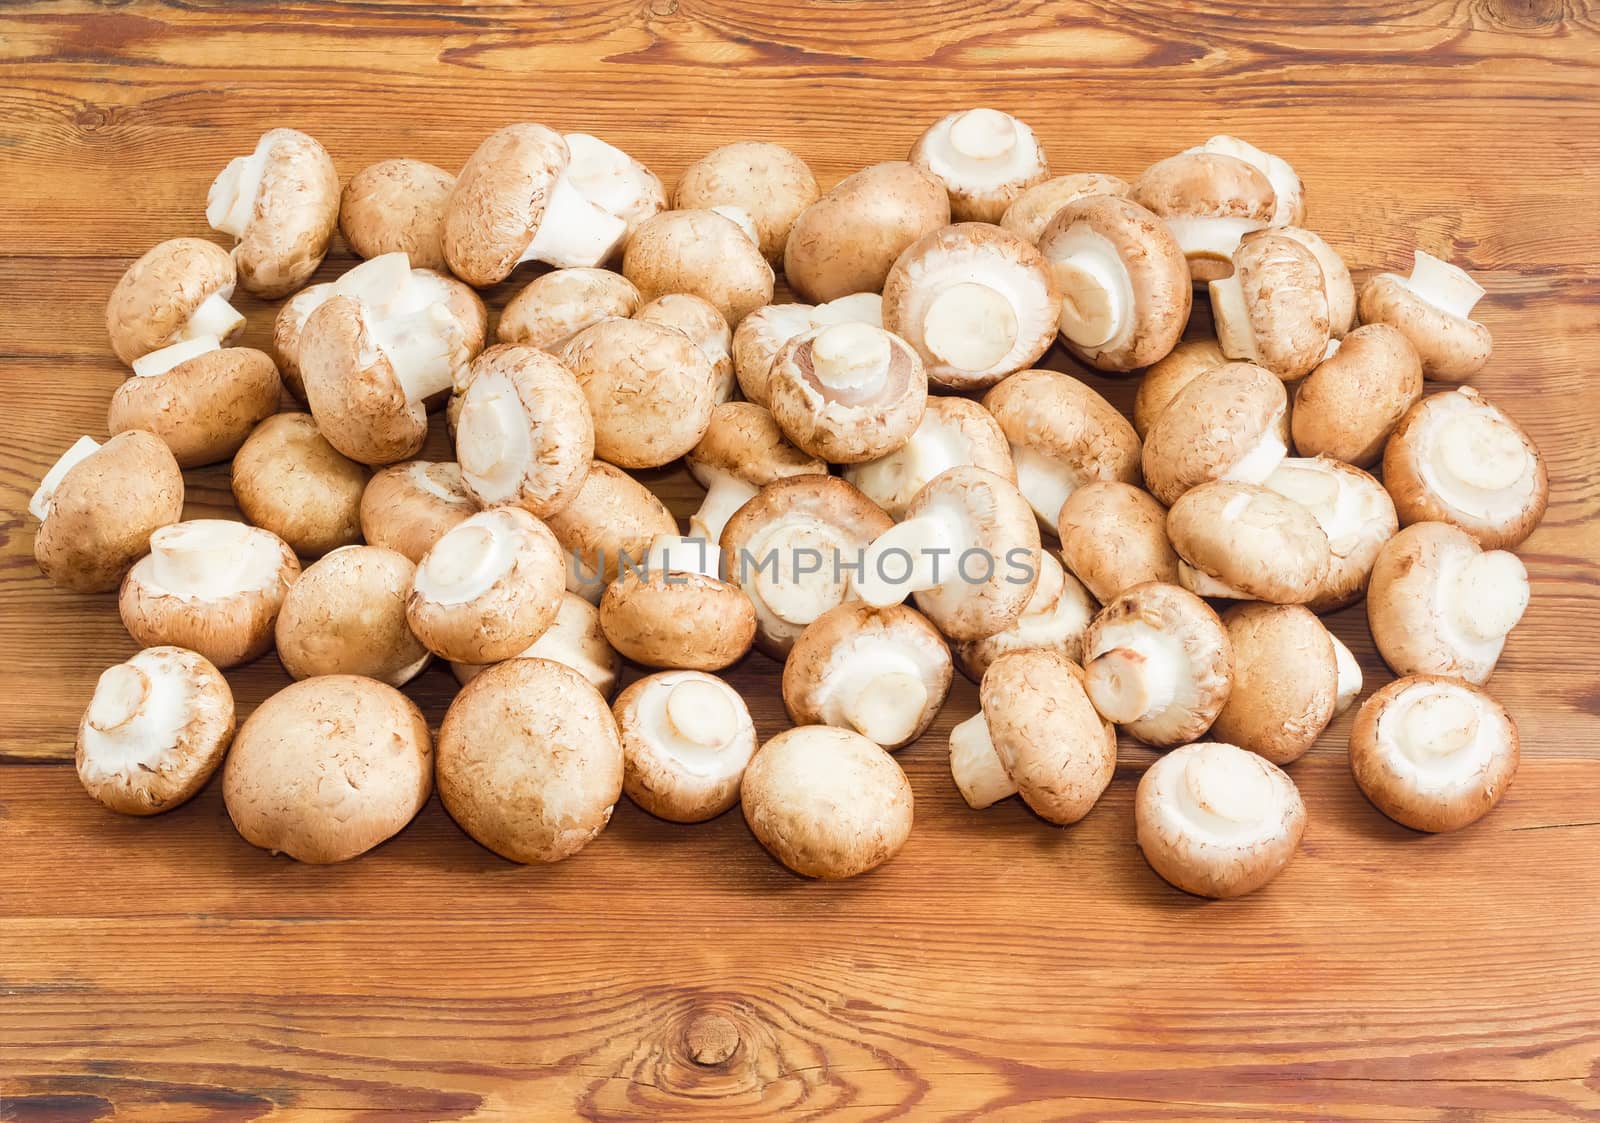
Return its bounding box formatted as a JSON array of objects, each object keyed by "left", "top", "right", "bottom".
[
  {"left": 999, "top": 172, "right": 1131, "bottom": 245},
  {"left": 908, "top": 108, "right": 1050, "bottom": 223},
  {"left": 1277, "top": 226, "right": 1355, "bottom": 337},
  {"left": 635, "top": 292, "right": 737, "bottom": 403},
  {"left": 733, "top": 293, "right": 884, "bottom": 406},
  {"left": 685, "top": 401, "right": 826, "bottom": 546},
  {"left": 1141, "top": 361, "right": 1289, "bottom": 506},
  {"left": 1210, "top": 603, "right": 1338, "bottom": 765},
  {"left": 561, "top": 131, "right": 668, "bottom": 243},
  {"left": 953, "top": 551, "right": 1097, "bottom": 680},
  {"left": 496, "top": 267, "right": 641, "bottom": 349},
  {"left": 1264, "top": 457, "right": 1398, "bottom": 612},
  {"left": 948, "top": 649, "right": 1115, "bottom": 822},
  {"left": 206, "top": 127, "right": 340, "bottom": 297},
  {"left": 450, "top": 592, "right": 620, "bottom": 698},
  {"left": 1291, "top": 323, "right": 1423, "bottom": 466},
  {"left": 599, "top": 534, "right": 757, "bottom": 672},
  {"left": 1186, "top": 135, "right": 1305, "bottom": 226},
  {"left": 1056, "top": 481, "right": 1179, "bottom": 604},
  {"left": 621, "top": 208, "right": 774, "bottom": 326},
  {"left": 76, "top": 646, "right": 234, "bottom": 816},
  {"left": 105, "top": 238, "right": 245, "bottom": 365},
  {"left": 109, "top": 338, "right": 282, "bottom": 468},
  {"left": 673, "top": 141, "right": 820, "bottom": 265},
  {"left": 543, "top": 461, "right": 677, "bottom": 603},
  {"left": 339, "top": 158, "right": 455, "bottom": 271},
  {"left": 1209, "top": 229, "right": 1332, "bottom": 380},
  {"left": 766, "top": 322, "right": 928, "bottom": 462},
  {"left": 1357, "top": 250, "right": 1491, "bottom": 381},
  {"left": 843, "top": 394, "right": 1014, "bottom": 522},
  {"left": 741, "top": 726, "right": 913, "bottom": 879},
  {"left": 616, "top": 670, "right": 758, "bottom": 822},
  {"left": 1131, "top": 150, "right": 1275, "bottom": 282},
  {"left": 784, "top": 161, "right": 950, "bottom": 302},
  {"left": 274, "top": 546, "right": 431, "bottom": 686},
  {"left": 119, "top": 520, "right": 300, "bottom": 669},
  {"left": 1350, "top": 674, "right": 1519, "bottom": 833},
  {"left": 359, "top": 460, "right": 478, "bottom": 563},
  {"left": 1131, "top": 338, "right": 1229, "bottom": 440},
  {"left": 1383, "top": 387, "right": 1548, "bottom": 550},
  {"left": 1168, "top": 480, "right": 1332, "bottom": 604},
  {"left": 1135, "top": 742, "right": 1306, "bottom": 898},
  {"left": 232, "top": 413, "right": 369, "bottom": 559}
]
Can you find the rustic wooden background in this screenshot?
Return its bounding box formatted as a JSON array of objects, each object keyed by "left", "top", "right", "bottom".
[{"left": 3, "top": 2, "right": 1599, "bottom": 1119}]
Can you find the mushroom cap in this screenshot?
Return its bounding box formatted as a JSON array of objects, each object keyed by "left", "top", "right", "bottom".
[
  {"left": 298, "top": 294, "right": 431, "bottom": 466},
  {"left": 358, "top": 459, "right": 478, "bottom": 564},
  {"left": 732, "top": 294, "right": 884, "bottom": 405},
  {"left": 615, "top": 670, "right": 758, "bottom": 822},
  {"left": 1290, "top": 323, "right": 1423, "bottom": 466},
  {"left": 558, "top": 317, "right": 719, "bottom": 468},
  {"left": 1382, "top": 387, "right": 1548, "bottom": 550},
  {"left": 1141, "top": 361, "right": 1288, "bottom": 506},
  {"left": 1057, "top": 481, "right": 1179, "bottom": 604},
  {"left": 274, "top": 546, "right": 431, "bottom": 686},
  {"left": 1132, "top": 338, "right": 1229, "bottom": 440},
  {"left": 1264, "top": 457, "right": 1398, "bottom": 613},
  {"left": 339, "top": 158, "right": 456, "bottom": 272},
  {"left": 784, "top": 161, "right": 951, "bottom": 302},
  {"left": 1349, "top": 674, "right": 1519, "bottom": 833},
  {"left": 451, "top": 592, "right": 621, "bottom": 697},
  {"left": 441, "top": 123, "right": 569, "bottom": 287},
  {"left": 270, "top": 282, "right": 332, "bottom": 402},
  {"left": 1168, "top": 480, "right": 1332, "bottom": 604},
  {"left": 542, "top": 461, "right": 678, "bottom": 601},
  {"left": 1276, "top": 226, "right": 1355, "bottom": 337},
  {"left": 75, "top": 646, "right": 235, "bottom": 816},
  {"left": 783, "top": 601, "right": 952, "bottom": 750},
  {"left": 1081, "top": 581, "right": 1232, "bottom": 747},
  {"left": 621, "top": 208, "right": 775, "bottom": 326},
  {"left": 881, "top": 223, "right": 1061, "bottom": 389},
  {"left": 108, "top": 346, "right": 282, "bottom": 468},
  {"left": 634, "top": 292, "right": 737, "bottom": 403},
  {"left": 436, "top": 658, "right": 623, "bottom": 864},
  {"left": 1212, "top": 229, "right": 1331, "bottom": 380},
  {"left": 908, "top": 108, "right": 1050, "bottom": 223},
  {"left": 1358, "top": 270, "right": 1492, "bottom": 382},
  {"left": 1135, "top": 742, "right": 1306, "bottom": 898},
  {"left": 232, "top": 413, "right": 369, "bottom": 559},
  {"left": 766, "top": 323, "right": 929, "bottom": 462},
  {"left": 843, "top": 394, "right": 1015, "bottom": 521},
  {"left": 106, "top": 238, "right": 241, "bottom": 364},
  {"left": 1131, "top": 151, "right": 1275, "bottom": 283},
  {"left": 741, "top": 726, "right": 914, "bottom": 879},
  {"left": 1210, "top": 603, "right": 1337, "bottom": 765},
  {"left": 688, "top": 400, "right": 828, "bottom": 492},
  {"left": 1000, "top": 172, "right": 1131, "bottom": 245},
  {"left": 600, "top": 568, "right": 758, "bottom": 672},
  {"left": 223, "top": 675, "right": 431, "bottom": 863},
  {"left": 497, "top": 267, "right": 641, "bottom": 349},
  {"left": 954, "top": 551, "right": 1098, "bottom": 681},
  {"left": 673, "top": 141, "right": 821, "bottom": 265},
  {"left": 33, "top": 431, "right": 184, "bottom": 593},
  {"left": 226, "top": 128, "right": 341, "bottom": 298}
]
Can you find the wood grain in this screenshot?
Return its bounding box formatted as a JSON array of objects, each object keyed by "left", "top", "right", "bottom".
[{"left": 2, "top": 1, "right": 1599, "bottom": 1118}]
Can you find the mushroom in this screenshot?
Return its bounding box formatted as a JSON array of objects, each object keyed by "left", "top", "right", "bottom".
[
  {"left": 999, "top": 172, "right": 1131, "bottom": 245},
  {"left": 558, "top": 317, "right": 719, "bottom": 469},
  {"left": 339, "top": 158, "right": 456, "bottom": 272},
  {"left": 119, "top": 520, "right": 300, "bottom": 669},
  {"left": 406, "top": 507, "right": 565, "bottom": 664},
  {"left": 1131, "top": 150, "right": 1275, "bottom": 282},
  {"left": 1080, "top": 582, "right": 1232, "bottom": 747},
  {"left": 560, "top": 131, "right": 668, "bottom": 242},
  {"left": 948, "top": 649, "right": 1115, "bottom": 822},
  {"left": 1357, "top": 250, "right": 1491, "bottom": 381},
  {"left": 450, "top": 592, "right": 621, "bottom": 698},
  {"left": 673, "top": 141, "right": 820, "bottom": 265},
  {"left": 766, "top": 322, "right": 928, "bottom": 463},
  {"left": 782, "top": 602, "right": 952, "bottom": 749},
  {"left": 952, "top": 551, "right": 1098, "bottom": 681},
  {"left": 1056, "top": 481, "right": 1179, "bottom": 604},
  {"left": 599, "top": 534, "right": 757, "bottom": 672},
  {"left": 1276, "top": 226, "right": 1355, "bottom": 337},
  {"left": 543, "top": 460, "right": 678, "bottom": 603},
  {"left": 741, "top": 726, "right": 914, "bottom": 880},
  {"left": 1141, "top": 361, "right": 1289, "bottom": 506},
  {"left": 1131, "top": 338, "right": 1230, "bottom": 440},
  {"left": 615, "top": 670, "right": 758, "bottom": 822},
  {"left": 1209, "top": 229, "right": 1332, "bottom": 381},
  {"left": 621, "top": 208, "right": 775, "bottom": 326},
  {"left": 635, "top": 292, "right": 737, "bottom": 404},
  {"left": 436, "top": 658, "right": 623, "bottom": 864},
  {"left": 1037, "top": 195, "right": 1192, "bottom": 372},
  {"left": 1332, "top": 634, "right": 1363, "bottom": 717},
  {"left": 720, "top": 474, "right": 893, "bottom": 657},
  {"left": 496, "top": 267, "right": 641, "bottom": 349},
  {"left": 1350, "top": 674, "right": 1520, "bottom": 833},
  {"left": 843, "top": 394, "right": 1015, "bottom": 521},
  {"left": 359, "top": 459, "right": 478, "bottom": 563},
  {"left": 1264, "top": 457, "right": 1398, "bottom": 613},
  {"left": 275, "top": 546, "right": 431, "bottom": 686},
  {"left": 1382, "top": 387, "right": 1548, "bottom": 550},
  {"left": 733, "top": 293, "right": 884, "bottom": 405},
  {"left": 232, "top": 413, "right": 370, "bottom": 559},
  {"left": 30, "top": 432, "right": 183, "bottom": 593},
  {"left": 1185, "top": 135, "right": 1305, "bottom": 227},
  {"left": 76, "top": 646, "right": 235, "bottom": 816},
  {"left": 855, "top": 466, "right": 1041, "bottom": 642},
  {"left": 1290, "top": 323, "right": 1423, "bottom": 467},
  {"left": 1167, "top": 480, "right": 1332, "bottom": 604},
  {"left": 206, "top": 127, "right": 340, "bottom": 298},
  {"left": 686, "top": 401, "right": 827, "bottom": 546},
  {"left": 983, "top": 368, "right": 1143, "bottom": 533},
  {"left": 784, "top": 161, "right": 950, "bottom": 302},
  {"left": 1135, "top": 742, "right": 1307, "bottom": 898},
  {"left": 453, "top": 343, "right": 594, "bottom": 518},
  {"left": 105, "top": 238, "right": 244, "bottom": 365},
  {"left": 1366, "top": 521, "right": 1528, "bottom": 686},
  {"left": 880, "top": 223, "right": 1061, "bottom": 389},
  {"left": 108, "top": 338, "right": 282, "bottom": 468},
  {"left": 908, "top": 108, "right": 1050, "bottom": 223},
  {"left": 223, "top": 675, "right": 432, "bottom": 863},
  {"left": 1210, "top": 603, "right": 1338, "bottom": 766}
]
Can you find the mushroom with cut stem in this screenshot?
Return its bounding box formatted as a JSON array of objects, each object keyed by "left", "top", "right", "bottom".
[
  {"left": 450, "top": 592, "right": 620, "bottom": 698},
  {"left": 495, "top": 267, "right": 641, "bottom": 349},
  {"left": 106, "top": 238, "right": 245, "bottom": 365},
  {"left": 30, "top": 432, "right": 184, "bottom": 593},
  {"left": 952, "top": 551, "right": 1097, "bottom": 681},
  {"left": 1185, "top": 135, "right": 1305, "bottom": 227},
  {"left": 948, "top": 649, "right": 1115, "bottom": 822},
  {"left": 1056, "top": 481, "right": 1179, "bottom": 604},
  {"left": 622, "top": 208, "right": 774, "bottom": 326},
  {"left": 1209, "top": 229, "right": 1332, "bottom": 381},
  {"left": 359, "top": 460, "right": 478, "bottom": 564},
  {"left": 843, "top": 394, "right": 1015, "bottom": 522},
  {"left": 784, "top": 161, "right": 951, "bottom": 302},
  {"left": 766, "top": 322, "right": 928, "bottom": 463},
  {"left": 1168, "top": 480, "right": 1332, "bottom": 605},
  {"left": 1357, "top": 250, "right": 1492, "bottom": 381},
  {"left": 560, "top": 131, "right": 668, "bottom": 244},
  {"left": 1383, "top": 387, "right": 1548, "bottom": 550},
  {"left": 616, "top": 670, "right": 758, "bottom": 822},
  {"left": 1080, "top": 582, "right": 1232, "bottom": 747},
  {"left": 674, "top": 141, "right": 820, "bottom": 265},
  {"left": 76, "top": 646, "right": 235, "bottom": 816},
  {"left": 1210, "top": 603, "right": 1338, "bottom": 766},
  {"left": 1132, "top": 338, "right": 1229, "bottom": 440},
  {"left": 1141, "top": 361, "right": 1289, "bottom": 506},
  {"left": 733, "top": 293, "right": 884, "bottom": 406},
  {"left": 1131, "top": 150, "right": 1275, "bottom": 283},
  {"left": 1291, "top": 323, "right": 1423, "bottom": 467},
  {"left": 783, "top": 602, "right": 952, "bottom": 750},
  {"left": 599, "top": 535, "right": 758, "bottom": 672},
  {"left": 741, "top": 726, "right": 914, "bottom": 880},
  {"left": 232, "top": 413, "right": 370, "bottom": 560},
  {"left": 339, "top": 158, "right": 456, "bottom": 272},
  {"left": 206, "top": 127, "right": 340, "bottom": 298},
  {"left": 1264, "top": 457, "right": 1398, "bottom": 613},
  {"left": 1350, "top": 674, "right": 1519, "bottom": 833},
  {"left": 543, "top": 461, "right": 678, "bottom": 604},
  {"left": 635, "top": 292, "right": 737, "bottom": 404},
  {"left": 1366, "top": 521, "right": 1528, "bottom": 686},
  {"left": 908, "top": 108, "right": 1050, "bottom": 223},
  {"left": 1135, "top": 742, "right": 1307, "bottom": 899},
  {"left": 999, "top": 172, "right": 1131, "bottom": 245},
  {"left": 274, "top": 546, "right": 431, "bottom": 686},
  {"left": 109, "top": 337, "right": 282, "bottom": 468},
  {"left": 119, "top": 520, "right": 300, "bottom": 669},
  {"left": 685, "top": 402, "right": 827, "bottom": 546}
]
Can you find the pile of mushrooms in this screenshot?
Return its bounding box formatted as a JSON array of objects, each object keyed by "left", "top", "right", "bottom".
[{"left": 38, "top": 113, "right": 1543, "bottom": 895}]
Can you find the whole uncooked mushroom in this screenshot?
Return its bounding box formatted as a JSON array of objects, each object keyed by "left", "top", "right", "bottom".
[
  {"left": 1056, "top": 481, "right": 1179, "bottom": 604},
  {"left": 844, "top": 394, "right": 1015, "bottom": 521},
  {"left": 359, "top": 460, "right": 478, "bottom": 563},
  {"left": 275, "top": 546, "right": 431, "bottom": 686},
  {"left": 339, "top": 158, "right": 456, "bottom": 272},
  {"left": 635, "top": 292, "right": 737, "bottom": 402},
  {"left": 206, "top": 127, "right": 340, "bottom": 297},
  {"left": 908, "top": 108, "right": 1050, "bottom": 223},
  {"left": 1000, "top": 172, "right": 1131, "bottom": 245},
  {"left": 108, "top": 338, "right": 282, "bottom": 468},
  {"left": 599, "top": 534, "right": 757, "bottom": 671},
  {"left": 674, "top": 141, "right": 820, "bottom": 265},
  {"left": 232, "top": 413, "right": 369, "bottom": 559},
  {"left": 1141, "top": 361, "right": 1289, "bottom": 506},
  {"left": 1132, "top": 338, "right": 1229, "bottom": 440},
  {"left": 766, "top": 322, "right": 928, "bottom": 463},
  {"left": 952, "top": 551, "right": 1097, "bottom": 681},
  {"left": 1186, "top": 135, "right": 1305, "bottom": 226},
  {"left": 450, "top": 592, "right": 620, "bottom": 699},
  {"left": 1291, "top": 323, "right": 1423, "bottom": 466},
  {"left": 1168, "top": 480, "right": 1332, "bottom": 604},
  {"left": 1131, "top": 150, "right": 1275, "bottom": 282},
  {"left": 1209, "top": 229, "right": 1332, "bottom": 381},
  {"left": 686, "top": 402, "right": 826, "bottom": 546},
  {"left": 733, "top": 293, "right": 884, "bottom": 406},
  {"left": 1357, "top": 250, "right": 1492, "bottom": 381},
  {"left": 543, "top": 461, "right": 677, "bottom": 603},
  {"left": 615, "top": 670, "right": 758, "bottom": 822},
  {"left": 1210, "top": 603, "right": 1338, "bottom": 766},
  {"left": 1264, "top": 457, "right": 1398, "bottom": 613},
  {"left": 106, "top": 238, "right": 244, "bottom": 365},
  {"left": 622, "top": 208, "right": 774, "bottom": 326},
  {"left": 784, "top": 161, "right": 950, "bottom": 302},
  {"left": 496, "top": 267, "right": 641, "bottom": 349}
]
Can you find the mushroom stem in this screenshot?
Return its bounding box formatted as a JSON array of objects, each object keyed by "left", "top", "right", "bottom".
[
  {"left": 206, "top": 136, "right": 271, "bottom": 237},
  {"left": 1179, "top": 743, "right": 1273, "bottom": 828},
  {"left": 1405, "top": 251, "right": 1485, "bottom": 320},
  {"left": 1209, "top": 272, "right": 1261, "bottom": 364},
  {"left": 181, "top": 290, "right": 245, "bottom": 344},
  {"left": 562, "top": 133, "right": 653, "bottom": 225},
  {"left": 689, "top": 472, "right": 758, "bottom": 547},
  {"left": 923, "top": 282, "right": 1019, "bottom": 372},
  {"left": 949, "top": 108, "right": 1018, "bottom": 163},
  {"left": 855, "top": 512, "right": 958, "bottom": 607},
  {"left": 748, "top": 521, "right": 850, "bottom": 624},
  {"left": 1049, "top": 230, "right": 1131, "bottom": 348},
  {"left": 840, "top": 669, "right": 929, "bottom": 747},
  {"left": 1397, "top": 688, "right": 1480, "bottom": 759},
  {"left": 87, "top": 663, "right": 150, "bottom": 733},
  {"left": 810, "top": 322, "right": 890, "bottom": 394},
  {"left": 456, "top": 381, "right": 534, "bottom": 503},
  {"left": 1012, "top": 445, "right": 1078, "bottom": 530},
  {"left": 148, "top": 522, "right": 251, "bottom": 600},
  {"left": 1331, "top": 634, "right": 1362, "bottom": 717},
  {"left": 80, "top": 658, "right": 187, "bottom": 773},
  {"left": 520, "top": 172, "right": 629, "bottom": 270},
  {"left": 372, "top": 304, "right": 459, "bottom": 404},
  {"left": 949, "top": 711, "right": 1019, "bottom": 808},
  {"left": 1453, "top": 551, "right": 1529, "bottom": 641},
  {"left": 1084, "top": 644, "right": 1177, "bottom": 724},
  {"left": 1221, "top": 424, "right": 1289, "bottom": 486},
  {"left": 1435, "top": 411, "right": 1529, "bottom": 492},
  {"left": 130, "top": 335, "right": 221, "bottom": 378},
  {"left": 649, "top": 533, "right": 722, "bottom": 580},
  {"left": 335, "top": 253, "right": 414, "bottom": 309},
  {"left": 665, "top": 677, "right": 738, "bottom": 751},
  {"left": 29, "top": 436, "right": 101, "bottom": 521},
  {"left": 416, "top": 520, "right": 517, "bottom": 604}
]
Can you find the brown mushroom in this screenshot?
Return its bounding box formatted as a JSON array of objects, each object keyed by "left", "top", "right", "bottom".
[
  {"left": 674, "top": 141, "right": 820, "bottom": 265},
  {"left": 908, "top": 108, "right": 1050, "bottom": 223},
  {"left": 784, "top": 161, "right": 950, "bottom": 302},
  {"left": 339, "top": 158, "right": 456, "bottom": 272},
  {"left": 1141, "top": 361, "right": 1288, "bottom": 506},
  {"left": 622, "top": 208, "right": 774, "bottom": 326},
  {"left": 1210, "top": 603, "right": 1338, "bottom": 766},
  {"left": 1357, "top": 250, "right": 1492, "bottom": 381},
  {"left": 105, "top": 238, "right": 244, "bottom": 365},
  {"left": 358, "top": 460, "right": 478, "bottom": 564},
  {"left": 1056, "top": 481, "right": 1179, "bottom": 604},
  {"left": 766, "top": 322, "right": 928, "bottom": 463},
  {"left": 496, "top": 267, "right": 641, "bottom": 349},
  {"left": 1209, "top": 229, "right": 1332, "bottom": 381},
  {"left": 206, "top": 128, "right": 340, "bottom": 297},
  {"left": 232, "top": 413, "right": 370, "bottom": 560},
  {"left": 1290, "top": 323, "right": 1423, "bottom": 467},
  {"left": 999, "top": 172, "right": 1131, "bottom": 245},
  {"left": 1167, "top": 480, "right": 1332, "bottom": 604},
  {"left": 109, "top": 340, "right": 282, "bottom": 468}
]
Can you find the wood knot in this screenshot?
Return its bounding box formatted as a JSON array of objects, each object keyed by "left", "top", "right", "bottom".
[{"left": 682, "top": 1011, "right": 740, "bottom": 1066}]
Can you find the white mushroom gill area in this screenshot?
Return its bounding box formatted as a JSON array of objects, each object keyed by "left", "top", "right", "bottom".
[
  {"left": 1046, "top": 225, "right": 1134, "bottom": 351},
  {"left": 1375, "top": 680, "right": 1507, "bottom": 791},
  {"left": 1178, "top": 560, "right": 1252, "bottom": 601},
  {"left": 899, "top": 248, "right": 1048, "bottom": 374},
  {"left": 563, "top": 133, "right": 655, "bottom": 225},
  {"left": 925, "top": 109, "right": 1039, "bottom": 189},
  {"left": 79, "top": 654, "right": 193, "bottom": 780},
  {"left": 414, "top": 512, "right": 522, "bottom": 606},
  {"left": 1439, "top": 547, "right": 1529, "bottom": 647},
  {"left": 813, "top": 292, "right": 885, "bottom": 328},
  {"left": 949, "top": 711, "right": 1020, "bottom": 808},
  {"left": 1084, "top": 618, "right": 1192, "bottom": 724},
  {"left": 742, "top": 515, "right": 853, "bottom": 628},
  {"left": 688, "top": 468, "right": 759, "bottom": 547},
  {"left": 856, "top": 498, "right": 964, "bottom": 607},
  {"left": 1169, "top": 744, "right": 1277, "bottom": 841},
  {"left": 816, "top": 635, "right": 932, "bottom": 746},
  {"left": 407, "top": 461, "right": 473, "bottom": 505},
  {"left": 144, "top": 521, "right": 285, "bottom": 602},
  {"left": 1416, "top": 393, "right": 1537, "bottom": 522},
  {"left": 844, "top": 409, "right": 972, "bottom": 519},
  {"left": 1166, "top": 217, "right": 1266, "bottom": 276},
  {"left": 1331, "top": 634, "right": 1362, "bottom": 717},
  {"left": 1221, "top": 419, "right": 1289, "bottom": 487},
  {"left": 328, "top": 254, "right": 464, "bottom": 402},
  {"left": 635, "top": 673, "right": 745, "bottom": 778},
  {"left": 519, "top": 169, "right": 629, "bottom": 270},
  {"left": 131, "top": 335, "right": 221, "bottom": 378},
  {"left": 179, "top": 287, "right": 245, "bottom": 345},
  {"left": 1266, "top": 459, "right": 1382, "bottom": 556},
  {"left": 1396, "top": 251, "right": 1485, "bottom": 321},
  {"left": 206, "top": 133, "right": 273, "bottom": 238},
  {"left": 29, "top": 435, "right": 101, "bottom": 521},
  {"left": 1192, "top": 136, "right": 1300, "bottom": 226},
  {"left": 1011, "top": 445, "right": 1083, "bottom": 530},
  {"left": 456, "top": 370, "right": 535, "bottom": 505},
  {"left": 980, "top": 552, "right": 1095, "bottom": 655},
  {"left": 647, "top": 533, "right": 722, "bottom": 580}
]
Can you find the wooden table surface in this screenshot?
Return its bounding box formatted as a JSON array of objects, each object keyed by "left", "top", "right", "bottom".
[{"left": 3, "top": 3, "right": 1599, "bottom": 1119}]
